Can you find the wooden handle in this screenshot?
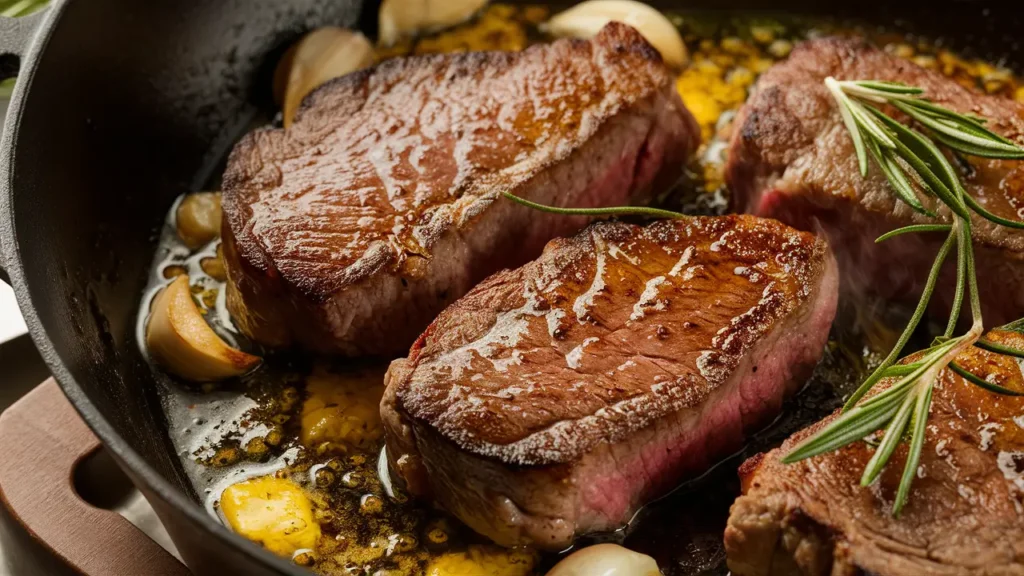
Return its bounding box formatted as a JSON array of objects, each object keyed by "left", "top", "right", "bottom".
[{"left": 0, "top": 378, "right": 190, "bottom": 575}]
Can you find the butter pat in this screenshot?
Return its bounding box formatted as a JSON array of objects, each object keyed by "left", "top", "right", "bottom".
[{"left": 220, "top": 476, "right": 320, "bottom": 557}]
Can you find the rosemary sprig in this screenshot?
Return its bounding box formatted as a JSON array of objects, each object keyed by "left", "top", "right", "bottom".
[
  {"left": 498, "top": 78, "right": 1024, "bottom": 515},
  {"left": 783, "top": 78, "right": 1024, "bottom": 515}
]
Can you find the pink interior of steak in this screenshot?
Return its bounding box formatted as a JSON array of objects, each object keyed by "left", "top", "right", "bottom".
[{"left": 577, "top": 263, "right": 837, "bottom": 526}]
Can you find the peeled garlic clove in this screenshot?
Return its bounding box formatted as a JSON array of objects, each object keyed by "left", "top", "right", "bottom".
[
  {"left": 378, "top": 0, "right": 489, "bottom": 47},
  {"left": 146, "top": 275, "right": 260, "bottom": 382},
  {"left": 546, "top": 544, "right": 660, "bottom": 576},
  {"left": 543, "top": 0, "right": 688, "bottom": 69},
  {"left": 277, "top": 27, "right": 375, "bottom": 128},
  {"left": 176, "top": 192, "right": 222, "bottom": 249}
]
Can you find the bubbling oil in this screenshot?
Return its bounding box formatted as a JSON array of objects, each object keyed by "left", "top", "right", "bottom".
[{"left": 135, "top": 5, "right": 1024, "bottom": 575}]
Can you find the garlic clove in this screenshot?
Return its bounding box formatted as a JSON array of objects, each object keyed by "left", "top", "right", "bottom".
[
  {"left": 378, "top": 0, "right": 489, "bottom": 47},
  {"left": 146, "top": 275, "right": 260, "bottom": 382},
  {"left": 276, "top": 27, "right": 375, "bottom": 128},
  {"left": 543, "top": 0, "right": 688, "bottom": 69},
  {"left": 176, "top": 192, "right": 222, "bottom": 250},
  {"left": 546, "top": 543, "right": 660, "bottom": 576}
]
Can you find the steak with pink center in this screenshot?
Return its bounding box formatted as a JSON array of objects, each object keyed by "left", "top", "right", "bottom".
[
  {"left": 382, "top": 215, "right": 838, "bottom": 549},
  {"left": 221, "top": 23, "right": 699, "bottom": 356}
]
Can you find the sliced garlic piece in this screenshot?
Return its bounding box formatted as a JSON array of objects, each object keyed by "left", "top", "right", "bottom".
[
  {"left": 176, "top": 192, "right": 222, "bottom": 249},
  {"left": 546, "top": 543, "right": 660, "bottom": 576},
  {"left": 378, "top": 0, "right": 489, "bottom": 47},
  {"left": 543, "top": 0, "right": 688, "bottom": 68},
  {"left": 146, "top": 275, "right": 260, "bottom": 382},
  {"left": 275, "top": 27, "right": 375, "bottom": 128}
]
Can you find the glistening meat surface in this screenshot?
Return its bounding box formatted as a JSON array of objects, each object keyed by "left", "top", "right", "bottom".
[
  {"left": 726, "top": 329, "right": 1024, "bottom": 576},
  {"left": 382, "top": 216, "right": 838, "bottom": 550},
  {"left": 221, "top": 23, "right": 699, "bottom": 356},
  {"left": 727, "top": 37, "right": 1024, "bottom": 325}
]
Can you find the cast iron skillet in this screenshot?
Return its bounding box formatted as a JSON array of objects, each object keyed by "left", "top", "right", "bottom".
[{"left": 0, "top": 1, "right": 1021, "bottom": 574}]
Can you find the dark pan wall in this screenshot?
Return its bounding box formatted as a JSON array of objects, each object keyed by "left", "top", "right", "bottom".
[{"left": 6, "top": 0, "right": 368, "bottom": 496}]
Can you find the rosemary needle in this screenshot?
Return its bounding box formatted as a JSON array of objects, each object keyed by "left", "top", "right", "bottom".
[
  {"left": 502, "top": 192, "right": 687, "bottom": 220},
  {"left": 875, "top": 224, "right": 952, "bottom": 243}
]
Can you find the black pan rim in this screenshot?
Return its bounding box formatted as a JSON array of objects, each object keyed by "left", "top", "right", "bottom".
[{"left": 0, "top": 2, "right": 308, "bottom": 574}]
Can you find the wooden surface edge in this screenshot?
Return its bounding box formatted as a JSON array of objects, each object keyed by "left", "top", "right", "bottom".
[{"left": 0, "top": 378, "right": 190, "bottom": 575}]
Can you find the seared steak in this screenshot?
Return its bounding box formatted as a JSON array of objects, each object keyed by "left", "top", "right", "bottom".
[
  {"left": 382, "top": 216, "right": 838, "bottom": 549},
  {"left": 725, "top": 328, "right": 1024, "bottom": 576},
  {"left": 221, "top": 23, "right": 699, "bottom": 356},
  {"left": 727, "top": 38, "right": 1024, "bottom": 325}
]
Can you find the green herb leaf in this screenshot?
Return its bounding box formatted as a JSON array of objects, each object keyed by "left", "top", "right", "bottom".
[
  {"left": 782, "top": 395, "right": 906, "bottom": 463},
  {"left": 892, "top": 100, "right": 1024, "bottom": 159},
  {"left": 826, "top": 77, "right": 869, "bottom": 175},
  {"left": 851, "top": 80, "right": 924, "bottom": 95},
  {"left": 860, "top": 390, "right": 916, "bottom": 486},
  {"left": 893, "top": 383, "right": 934, "bottom": 516},
  {"left": 864, "top": 106, "right": 970, "bottom": 218},
  {"left": 881, "top": 363, "right": 923, "bottom": 377},
  {"left": 945, "top": 223, "right": 968, "bottom": 337},
  {"left": 975, "top": 339, "right": 1024, "bottom": 359},
  {"left": 903, "top": 99, "right": 1017, "bottom": 145},
  {"left": 963, "top": 194, "right": 1024, "bottom": 229},
  {"left": 875, "top": 224, "right": 952, "bottom": 243},
  {"left": 949, "top": 362, "right": 1024, "bottom": 396},
  {"left": 997, "top": 318, "right": 1024, "bottom": 333},
  {"left": 848, "top": 98, "right": 897, "bottom": 149},
  {"left": 876, "top": 146, "right": 932, "bottom": 215}
]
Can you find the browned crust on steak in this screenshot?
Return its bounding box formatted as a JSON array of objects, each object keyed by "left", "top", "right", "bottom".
[
  {"left": 727, "top": 37, "right": 1024, "bottom": 327},
  {"left": 389, "top": 215, "right": 831, "bottom": 466},
  {"left": 730, "top": 37, "right": 1024, "bottom": 255},
  {"left": 221, "top": 23, "right": 697, "bottom": 354},
  {"left": 726, "top": 329, "right": 1024, "bottom": 576}
]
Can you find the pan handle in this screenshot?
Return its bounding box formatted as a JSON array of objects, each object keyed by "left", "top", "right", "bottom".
[{"left": 0, "top": 379, "right": 190, "bottom": 576}]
